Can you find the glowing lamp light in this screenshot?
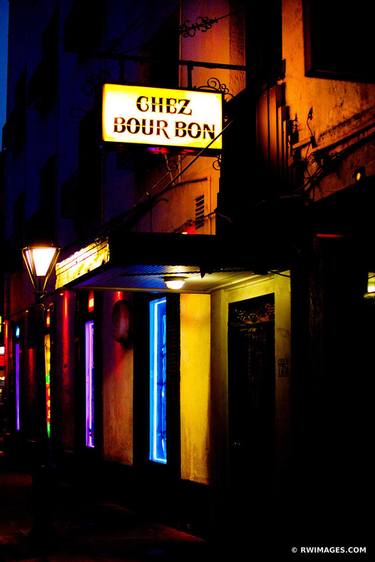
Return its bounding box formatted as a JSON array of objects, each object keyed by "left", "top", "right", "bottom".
[
  {"left": 354, "top": 167, "right": 366, "bottom": 183},
  {"left": 363, "top": 273, "right": 375, "bottom": 299},
  {"left": 22, "top": 244, "right": 60, "bottom": 295},
  {"left": 88, "top": 290, "right": 95, "bottom": 313},
  {"left": 0, "top": 346, "right": 5, "bottom": 355},
  {"left": 164, "top": 276, "right": 187, "bottom": 290},
  {"left": 367, "top": 274, "right": 375, "bottom": 294}
]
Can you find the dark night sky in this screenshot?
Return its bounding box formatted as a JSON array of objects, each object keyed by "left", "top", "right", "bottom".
[{"left": 0, "top": 0, "right": 8, "bottom": 149}]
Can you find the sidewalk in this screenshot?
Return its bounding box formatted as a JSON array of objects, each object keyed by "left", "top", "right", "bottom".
[{"left": 0, "top": 456, "right": 209, "bottom": 562}]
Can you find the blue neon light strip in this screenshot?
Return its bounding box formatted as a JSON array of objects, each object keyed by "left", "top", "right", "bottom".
[
  {"left": 85, "top": 320, "right": 95, "bottom": 448},
  {"left": 149, "top": 297, "right": 167, "bottom": 464},
  {"left": 15, "top": 342, "right": 20, "bottom": 431}
]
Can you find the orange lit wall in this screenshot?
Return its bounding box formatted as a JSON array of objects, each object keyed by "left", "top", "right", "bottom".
[
  {"left": 136, "top": 0, "right": 246, "bottom": 236},
  {"left": 102, "top": 292, "right": 133, "bottom": 465},
  {"left": 282, "top": 0, "right": 375, "bottom": 199}
]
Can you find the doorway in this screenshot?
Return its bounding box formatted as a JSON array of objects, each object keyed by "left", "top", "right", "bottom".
[{"left": 228, "top": 293, "right": 275, "bottom": 501}]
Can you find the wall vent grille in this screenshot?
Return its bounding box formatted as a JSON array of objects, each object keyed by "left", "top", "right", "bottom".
[{"left": 195, "top": 194, "right": 205, "bottom": 229}]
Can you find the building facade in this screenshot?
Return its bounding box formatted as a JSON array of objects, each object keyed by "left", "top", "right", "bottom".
[{"left": 1, "top": 0, "right": 373, "bottom": 555}]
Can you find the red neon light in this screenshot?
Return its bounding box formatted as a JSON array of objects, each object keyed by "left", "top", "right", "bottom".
[
  {"left": 183, "top": 225, "right": 196, "bottom": 235},
  {"left": 315, "top": 233, "right": 345, "bottom": 239},
  {"left": 116, "top": 291, "right": 123, "bottom": 301},
  {"left": 63, "top": 292, "right": 68, "bottom": 318},
  {"left": 62, "top": 292, "right": 69, "bottom": 377},
  {"left": 46, "top": 310, "right": 51, "bottom": 328},
  {"left": 147, "top": 146, "right": 169, "bottom": 155},
  {"left": 4, "top": 321, "right": 9, "bottom": 370},
  {"left": 88, "top": 290, "right": 95, "bottom": 313},
  {"left": 28, "top": 348, "right": 35, "bottom": 388},
  {"left": 46, "top": 385, "right": 51, "bottom": 422}
]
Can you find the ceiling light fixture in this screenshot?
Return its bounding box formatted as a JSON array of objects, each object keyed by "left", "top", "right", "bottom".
[{"left": 164, "top": 276, "right": 187, "bottom": 290}]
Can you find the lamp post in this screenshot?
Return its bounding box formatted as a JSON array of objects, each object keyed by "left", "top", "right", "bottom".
[
  {"left": 22, "top": 244, "right": 60, "bottom": 301},
  {"left": 22, "top": 242, "right": 60, "bottom": 542}
]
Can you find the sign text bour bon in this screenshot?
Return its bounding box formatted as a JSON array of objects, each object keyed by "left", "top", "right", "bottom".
[{"left": 102, "top": 84, "right": 223, "bottom": 150}]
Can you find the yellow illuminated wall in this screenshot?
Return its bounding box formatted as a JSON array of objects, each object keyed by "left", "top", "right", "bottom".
[{"left": 180, "top": 294, "right": 211, "bottom": 484}]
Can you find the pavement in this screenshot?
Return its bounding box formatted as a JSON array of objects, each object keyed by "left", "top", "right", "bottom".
[
  {"left": 0, "top": 438, "right": 210, "bottom": 562},
  {"left": 3, "top": 437, "right": 371, "bottom": 562}
]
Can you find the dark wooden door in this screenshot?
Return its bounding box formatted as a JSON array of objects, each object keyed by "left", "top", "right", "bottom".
[{"left": 228, "top": 294, "right": 275, "bottom": 502}]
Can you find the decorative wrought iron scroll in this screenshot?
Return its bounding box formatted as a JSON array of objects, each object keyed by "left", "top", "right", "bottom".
[
  {"left": 178, "top": 16, "right": 219, "bottom": 38},
  {"left": 196, "top": 77, "right": 233, "bottom": 101}
]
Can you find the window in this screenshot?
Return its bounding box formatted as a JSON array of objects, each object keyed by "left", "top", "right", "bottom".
[
  {"left": 85, "top": 320, "right": 95, "bottom": 448},
  {"left": 246, "top": 1, "right": 283, "bottom": 86},
  {"left": 12, "top": 193, "right": 25, "bottom": 250},
  {"left": 140, "top": 10, "right": 179, "bottom": 88},
  {"left": 39, "top": 155, "right": 57, "bottom": 239},
  {"left": 25, "top": 155, "right": 57, "bottom": 243},
  {"left": 149, "top": 297, "right": 167, "bottom": 464},
  {"left": 3, "top": 70, "right": 27, "bottom": 154},
  {"left": 60, "top": 172, "right": 77, "bottom": 220},
  {"left": 303, "top": 0, "right": 375, "bottom": 82},
  {"left": 28, "top": 10, "right": 59, "bottom": 114},
  {"left": 77, "top": 110, "right": 102, "bottom": 237},
  {"left": 64, "top": 0, "right": 105, "bottom": 56}
]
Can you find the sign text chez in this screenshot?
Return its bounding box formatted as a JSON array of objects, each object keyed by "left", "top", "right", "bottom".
[{"left": 102, "top": 84, "right": 223, "bottom": 150}]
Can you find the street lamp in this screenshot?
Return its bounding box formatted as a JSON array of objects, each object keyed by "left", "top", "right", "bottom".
[
  {"left": 22, "top": 242, "right": 60, "bottom": 543},
  {"left": 22, "top": 244, "right": 60, "bottom": 299}
]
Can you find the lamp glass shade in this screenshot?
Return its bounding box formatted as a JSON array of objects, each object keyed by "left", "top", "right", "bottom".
[
  {"left": 27, "top": 247, "right": 57, "bottom": 276},
  {"left": 22, "top": 244, "right": 60, "bottom": 294}
]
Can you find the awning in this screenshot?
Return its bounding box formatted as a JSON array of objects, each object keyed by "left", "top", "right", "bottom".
[{"left": 55, "top": 231, "right": 281, "bottom": 294}]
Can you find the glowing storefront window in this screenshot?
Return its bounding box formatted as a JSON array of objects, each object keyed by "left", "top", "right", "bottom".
[
  {"left": 85, "top": 320, "right": 95, "bottom": 448},
  {"left": 149, "top": 297, "right": 167, "bottom": 464},
  {"left": 44, "top": 334, "right": 51, "bottom": 438}
]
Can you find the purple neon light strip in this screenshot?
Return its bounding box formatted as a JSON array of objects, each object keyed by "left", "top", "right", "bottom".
[
  {"left": 15, "top": 343, "right": 20, "bottom": 431},
  {"left": 85, "top": 320, "right": 95, "bottom": 448}
]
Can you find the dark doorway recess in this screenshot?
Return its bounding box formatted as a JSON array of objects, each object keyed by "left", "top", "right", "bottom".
[{"left": 228, "top": 293, "right": 275, "bottom": 508}]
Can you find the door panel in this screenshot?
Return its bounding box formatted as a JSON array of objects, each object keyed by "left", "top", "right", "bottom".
[{"left": 228, "top": 294, "right": 275, "bottom": 496}]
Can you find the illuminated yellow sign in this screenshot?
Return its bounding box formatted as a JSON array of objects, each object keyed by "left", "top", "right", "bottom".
[
  {"left": 102, "top": 84, "right": 222, "bottom": 150},
  {"left": 55, "top": 239, "right": 110, "bottom": 289}
]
